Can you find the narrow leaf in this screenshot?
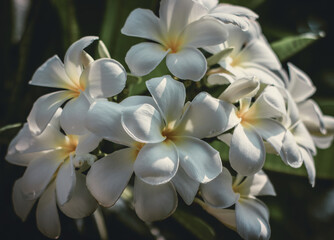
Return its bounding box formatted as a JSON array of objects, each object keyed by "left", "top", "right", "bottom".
[
  {"left": 173, "top": 208, "right": 216, "bottom": 240},
  {"left": 271, "top": 32, "right": 324, "bottom": 62}
]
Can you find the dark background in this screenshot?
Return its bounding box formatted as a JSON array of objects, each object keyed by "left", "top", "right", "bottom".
[{"left": 0, "top": 0, "right": 334, "bottom": 239}]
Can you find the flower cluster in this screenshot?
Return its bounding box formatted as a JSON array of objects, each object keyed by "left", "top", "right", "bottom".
[{"left": 6, "top": 0, "right": 334, "bottom": 239}]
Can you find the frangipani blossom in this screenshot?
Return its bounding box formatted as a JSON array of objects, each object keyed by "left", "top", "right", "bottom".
[
  {"left": 196, "top": 0, "right": 259, "bottom": 31},
  {"left": 6, "top": 109, "right": 99, "bottom": 238},
  {"left": 85, "top": 75, "right": 227, "bottom": 221},
  {"left": 121, "top": 0, "right": 228, "bottom": 81},
  {"left": 218, "top": 78, "right": 288, "bottom": 175},
  {"left": 199, "top": 169, "right": 276, "bottom": 240},
  {"left": 206, "top": 23, "right": 283, "bottom": 87},
  {"left": 28, "top": 36, "right": 126, "bottom": 135},
  {"left": 286, "top": 63, "right": 334, "bottom": 149}
]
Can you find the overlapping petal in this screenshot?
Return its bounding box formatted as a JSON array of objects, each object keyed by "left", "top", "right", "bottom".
[
  {"left": 134, "top": 177, "right": 178, "bottom": 222},
  {"left": 121, "top": 103, "right": 165, "bottom": 143},
  {"left": 29, "top": 55, "right": 76, "bottom": 90},
  {"left": 121, "top": 8, "right": 162, "bottom": 42},
  {"left": 134, "top": 141, "right": 179, "bottom": 185},
  {"left": 36, "top": 181, "right": 60, "bottom": 239},
  {"left": 64, "top": 36, "right": 98, "bottom": 83},
  {"left": 86, "top": 148, "right": 134, "bottom": 207},
  {"left": 146, "top": 75, "right": 185, "bottom": 124},
  {"left": 201, "top": 168, "right": 237, "bottom": 208},
  {"left": 166, "top": 47, "right": 207, "bottom": 81},
  {"left": 171, "top": 166, "right": 199, "bottom": 205},
  {"left": 27, "top": 90, "right": 73, "bottom": 135},
  {"left": 56, "top": 159, "right": 76, "bottom": 206},
  {"left": 58, "top": 173, "right": 97, "bottom": 219},
  {"left": 80, "top": 58, "right": 127, "bottom": 98},
  {"left": 85, "top": 100, "right": 135, "bottom": 146},
  {"left": 183, "top": 18, "right": 227, "bottom": 47},
  {"left": 175, "top": 92, "right": 227, "bottom": 138},
  {"left": 230, "top": 123, "right": 265, "bottom": 176},
  {"left": 174, "top": 136, "right": 222, "bottom": 183},
  {"left": 125, "top": 42, "right": 169, "bottom": 76}
]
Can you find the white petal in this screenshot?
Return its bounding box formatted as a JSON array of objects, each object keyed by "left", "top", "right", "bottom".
[
  {"left": 166, "top": 47, "right": 207, "bottom": 81},
  {"left": 174, "top": 136, "right": 222, "bottom": 183},
  {"left": 199, "top": 201, "right": 237, "bottom": 230},
  {"left": 207, "top": 72, "right": 236, "bottom": 86},
  {"left": 60, "top": 93, "right": 91, "bottom": 135},
  {"left": 87, "top": 148, "right": 134, "bottom": 207},
  {"left": 183, "top": 18, "right": 227, "bottom": 47},
  {"left": 201, "top": 168, "right": 237, "bottom": 208},
  {"left": 245, "top": 86, "right": 286, "bottom": 119},
  {"left": 146, "top": 75, "right": 185, "bottom": 124},
  {"left": 220, "top": 101, "right": 241, "bottom": 131},
  {"left": 176, "top": 92, "right": 227, "bottom": 138},
  {"left": 280, "top": 130, "right": 303, "bottom": 168},
  {"left": 159, "top": 0, "right": 207, "bottom": 35},
  {"left": 252, "top": 119, "right": 286, "bottom": 156},
  {"left": 213, "top": 3, "right": 258, "bottom": 19},
  {"left": 80, "top": 58, "right": 127, "bottom": 98},
  {"left": 209, "top": 13, "right": 250, "bottom": 31},
  {"left": 236, "top": 198, "right": 270, "bottom": 240},
  {"left": 85, "top": 100, "right": 134, "bottom": 146},
  {"left": 219, "top": 76, "right": 259, "bottom": 103},
  {"left": 36, "top": 181, "right": 61, "bottom": 239},
  {"left": 75, "top": 132, "right": 101, "bottom": 155},
  {"left": 121, "top": 8, "right": 162, "bottom": 42},
  {"left": 287, "top": 62, "right": 316, "bottom": 102},
  {"left": 230, "top": 123, "right": 265, "bottom": 176},
  {"left": 236, "top": 170, "right": 276, "bottom": 197},
  {"left": 241, "top": 62, "right": 285, "bottom": 87},
  {"left": 125, "top": 42, "right": 168, "bottom": 76},
  {"left": 291, "top": 121, "right": 316, "bottom": 154},
  {"left": 27, "top": 91, "right": 73, "bottom": 135},
  {"left": 20, "top": 149, "right": 65, "bottom": 200},
  {"left": 56, "top": 159, "right": 76, "bottom": 205},
  {"left": 12, "top": 178, "right": 37, "bottom": 221},
  {"left": 121, "top": 103, "right": 165, "bottom": 143},
  {"left": 239, "top": 39, "right": 281, "bottom": 70},
  {"left": 197, "top": 0, "right": 218, "bottom": 10},
  {"left": 300, "top": 147, "right": 315, "bottom": 187},
  {"left": 120, "top": 95, "right": 157, "bottom": 108},
  {"left": 134, "top": 141, "right": 179, "bottom": 185},
  {"left": 64, "top": 36, "right": 98, "bottom": 83},
  {"left": 134, "top": 177, "right": 178, "bottom": 222},
  {"left": 312, "top": 134, "right": 334, "bottom": 149},
  {"left": 59, "top": 172, "right": 97, "bottom": 218},
  {"left": 29, "top": 55, "right": 76, "bottom": 90},
  {"left": 298, "top": 99, "right": 326, "bottom": 135},
  {"left": 171, "top": 165, "right": 199, "bottom": 205}
]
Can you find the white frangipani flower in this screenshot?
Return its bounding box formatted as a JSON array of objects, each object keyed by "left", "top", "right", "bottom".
[
  {"left": 85, "top": 75, "right": 227, "bottom": 221},
  {"left": 206, "top": 23, "right": 283, "bottom": 87},
  {"left": 199, "top": 169, "right": 276, "bottom": 240},
  {"left": 121, "top": 0, "right": 228, "bottom": 81},
  {"left": 27, "top": 36, "right": 127, "bottom": 135},
  {"left": 218, "top": 79, "right": 289, "bottom": 175},
  {"left": 196, "top": 0, "right": 259, "bottom": 31},
  {"left": 286, "top": 63, "right": 334, "bottom": 149},
  {"left": 6, "top": 109, "right": 99, "bottom": 238}
]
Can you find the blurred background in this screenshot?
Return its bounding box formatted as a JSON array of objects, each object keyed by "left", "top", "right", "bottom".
[{"left": 0, "top": 0, "right": 333, "bottom": 239}]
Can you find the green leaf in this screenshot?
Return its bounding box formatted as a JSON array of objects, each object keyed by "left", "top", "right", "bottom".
[
  {"left": 207, "top": 48, "right": 234, "bottom": 67},
  {"left": 0, "top": 123, "right": 22, "bottom": 134},
  {"left": 271, "top": 32, "right": 324, "bottom": 62},
  {"left": 173, "top": 208, "right": 216, "bottom": 240},
  {"left": 222, "top": 0, "right": 266, "bottom": 9},
  {"left": 51, "top": 0, "right": 80, "bottom": 48}
]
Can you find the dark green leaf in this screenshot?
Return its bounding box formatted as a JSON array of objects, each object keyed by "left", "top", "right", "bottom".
[
  {"left": 271, "top": 32, "right": 323, "bottom": 62},
  {"left": 173, "top": 208, "right": 216, "bottom": 240}
]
